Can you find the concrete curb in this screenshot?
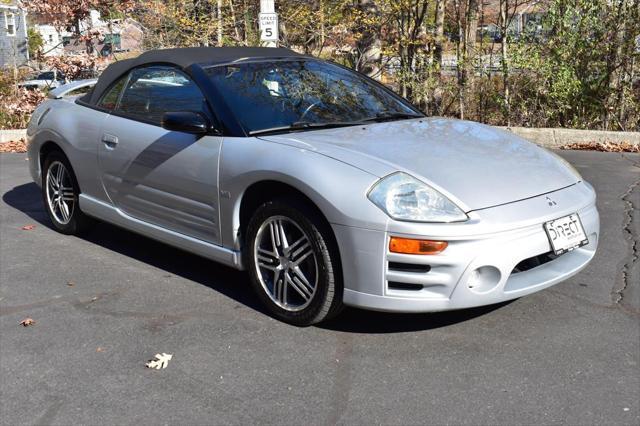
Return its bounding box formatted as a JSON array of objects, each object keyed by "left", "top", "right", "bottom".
[
  {"left": 500, "top": 126, "right": 640, "bottom": 149},
  {"left": 0, "top": 129, "right": 27, "bottom": 143}
]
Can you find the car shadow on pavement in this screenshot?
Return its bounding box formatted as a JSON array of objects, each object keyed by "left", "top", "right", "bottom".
[
  {"left": 2, "top": 182, "right": 264, "bottom": 315},
  {"left": 3, "top": 182, "right": 513, "bottom": 333},
  {"left": 320, "top": 302, "right": 512, "bottom": 334}
]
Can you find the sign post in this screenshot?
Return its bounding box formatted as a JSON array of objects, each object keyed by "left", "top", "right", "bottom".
[{"left": 259, "top": 0, "right": 278, "bottom": 47}]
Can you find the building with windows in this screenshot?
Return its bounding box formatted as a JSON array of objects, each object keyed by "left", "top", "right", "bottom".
[
  {"left": 0, "top": 1, "right": 28, "bottom": 67},
  {"left": 32, "top": 23, "right": 69, "bottom": 57},
  {"left": 31, "top": 10, "right": 143, "bottom": 58}
]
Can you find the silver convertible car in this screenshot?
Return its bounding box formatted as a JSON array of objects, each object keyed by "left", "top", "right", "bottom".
[{"left": 27, "top": 47, "right": 599, "bottom": 325}]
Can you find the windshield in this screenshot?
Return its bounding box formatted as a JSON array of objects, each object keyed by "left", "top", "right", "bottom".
[{"left": 206, "top": 60, "right": 421, "bottom": 134}]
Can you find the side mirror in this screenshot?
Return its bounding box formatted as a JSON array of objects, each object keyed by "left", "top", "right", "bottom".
[{"left": 161, "top": 111, "right": 211, "bottom": 135}]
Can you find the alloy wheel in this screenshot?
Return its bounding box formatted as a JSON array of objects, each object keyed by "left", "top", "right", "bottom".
[
  {"left": 253, "top": 216, "right": 318, "bottom": 312},
  {"left": 45, "top": 160, "right": 75, "bottom": 225}
]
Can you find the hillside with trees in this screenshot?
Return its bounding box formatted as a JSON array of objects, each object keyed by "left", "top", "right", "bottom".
[{"left": 2, "top": 0, "right": 639, "bottom": 131}]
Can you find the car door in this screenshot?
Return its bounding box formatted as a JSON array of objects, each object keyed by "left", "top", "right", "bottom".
[{"left": 97, "top": 65, "right": 223, "bottom": 245}]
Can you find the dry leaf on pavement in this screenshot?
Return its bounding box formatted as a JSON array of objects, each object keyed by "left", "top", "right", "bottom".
[
  {"left": 20, "top": 318, "right": 35, "bottom": 327},
  {"left": 146, "top": 353, "right": 173, "bottom": 369}
]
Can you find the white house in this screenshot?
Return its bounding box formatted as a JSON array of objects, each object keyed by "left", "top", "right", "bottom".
[
  {"left": 33, "top": 24, "right": 70, "bottom": 56},
  {"left": 0, "top": 1, "right": 29, "bottom": 67}
]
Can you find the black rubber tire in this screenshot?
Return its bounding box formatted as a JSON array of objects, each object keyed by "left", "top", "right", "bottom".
[
  {"left": 245, "top": 197, "right": 344, "bottom": 326},
  {"left": 41, "top": 150, "right": 94, "bottom": 235}
]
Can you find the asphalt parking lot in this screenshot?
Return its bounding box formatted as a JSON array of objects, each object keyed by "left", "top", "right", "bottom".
[{"left": 1, "top": 150, "right": 638, "bottom": 425}]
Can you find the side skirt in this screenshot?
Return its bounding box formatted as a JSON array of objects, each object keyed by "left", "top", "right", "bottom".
[{"left": 79, "top": 194, "right": 244, "bottom": 270}]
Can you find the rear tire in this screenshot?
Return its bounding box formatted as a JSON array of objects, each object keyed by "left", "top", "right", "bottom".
[
  {"left": 245, "top": 197, "right": 343, "bottom": 326},
  {"left": 42, "top": 151, "right": 94, "bottom": 235}
]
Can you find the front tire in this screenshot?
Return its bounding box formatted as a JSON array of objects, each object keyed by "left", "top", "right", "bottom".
[
  {"left": 42, "top": 151, "right": 93, "bottom": 234},
  {"left": 245, "top": 197, "right": 343, "bottom": 326}
]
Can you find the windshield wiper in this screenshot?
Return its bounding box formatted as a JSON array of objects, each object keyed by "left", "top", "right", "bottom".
[
  {"left": 362, "top": 111, "right": 424, "bottom": 123},
  {"left": 249, "top": 120, "right": 366, "bottom": 136}
]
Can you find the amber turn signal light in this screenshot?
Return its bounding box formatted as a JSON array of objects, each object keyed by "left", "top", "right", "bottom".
[{"left": 389, "top": 237, "right": 448, "bottom": 255}]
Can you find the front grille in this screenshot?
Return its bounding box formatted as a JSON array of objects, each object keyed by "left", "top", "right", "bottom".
[{"left": 512, "top": 251, "right": 559, "bottom": 274}]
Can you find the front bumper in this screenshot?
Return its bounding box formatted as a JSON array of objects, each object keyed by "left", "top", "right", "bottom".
[{"left": 333, "top": 182, "right": 599, "bottom": 313}]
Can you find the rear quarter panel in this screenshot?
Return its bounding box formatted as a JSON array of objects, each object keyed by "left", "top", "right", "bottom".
[{"left": 28, "top": 100, "right": 108, "bottom": 201}]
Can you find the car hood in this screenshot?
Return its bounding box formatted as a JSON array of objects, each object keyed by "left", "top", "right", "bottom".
[{"left": 258, "top": 118, "right": 579, "bottom": 211}]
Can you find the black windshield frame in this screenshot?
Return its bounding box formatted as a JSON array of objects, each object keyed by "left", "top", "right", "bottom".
[{"left": 203, "top": 58, "right": 424, "bottom": 136}]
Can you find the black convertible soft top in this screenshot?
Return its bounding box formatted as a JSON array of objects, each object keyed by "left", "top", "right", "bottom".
[{"left": 82, "top": 47, "right": 304, "bottom": 105}]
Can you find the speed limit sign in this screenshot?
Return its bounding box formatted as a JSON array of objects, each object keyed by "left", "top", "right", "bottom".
[{"left": 259, "top": 12, "right": 279, "bottom": 42}]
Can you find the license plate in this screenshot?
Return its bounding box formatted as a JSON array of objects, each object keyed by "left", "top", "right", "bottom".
[{"left": 543, "top": 213, "right": 589, "bottom": 255}]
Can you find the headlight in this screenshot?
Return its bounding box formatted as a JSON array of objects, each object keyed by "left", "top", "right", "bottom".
[{"left": 367, "top": 172, "right": 468, "bottom": 223}]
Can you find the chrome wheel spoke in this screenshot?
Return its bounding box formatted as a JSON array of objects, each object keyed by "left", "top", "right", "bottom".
[
  {"left": 268, "top": 221, "right": 280, "bottom": 253},
  {"left": 60, "top": 187, "right": 75, "bottom": 201},
  {"left": 273, "top": 269, "right": 285, "bottom": 303},
  {"left": 276, "top": 220, "right": 289, "bottom": 250},
  {"left": 285, "top": 235, "right": 307, "bottom": 256},
  {"left": 47, "top": 171, "right": 58, "bottom": 190},
  {"left": 291, "top": 266, "right": 313, "bottom": 290},
  {"left": 286, "top": 271, "right": 312, "bottom": 301},
  {"left": 56, "top": 162, "right": 64, "bottom": 184},
  {"left": 291, "top": 241, "right": 313, "bottom": 266},
  {"left": 59, "top": 200, "right": 70, "bottom": 222},
  {"left": 257, "top": 248, "right": 279, "bottom": 271}
]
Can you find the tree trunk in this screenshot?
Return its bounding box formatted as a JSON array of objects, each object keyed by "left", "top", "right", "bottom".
[
  {"left": 434, "top": 0, "right": 446, "bottom": 75},
  {"left": 500, "top": 0, "right": 511, "bottom": 126},
  {"left": 429, "top": 0, "right": 447, "bottom": 115},
  {"left": 217, "top": 0, "right": 223, "bottom": 46},
  {"left": 455, "top": 0, "right": 465, "bottom": 119},
  {"left": 319, "top": 0, "right": 325, "bottom": 47},
  {"left": 465, "top": 0, "right": 479, "bottom": 81},
  {"left": 243, "top": 0, "right": 251, "bottom": 44},
  {"left": 228, "top": 0, "right": 241, "bottom": 44},
  {"left": 356, "top": 0, "right": 382, "bottom": 79},
  {"left": 465, "top": 0, "right": 479, "bottom": 118}
]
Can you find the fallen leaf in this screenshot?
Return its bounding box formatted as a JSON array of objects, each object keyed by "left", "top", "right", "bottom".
[
  {"left": 21, "top": 225, "right": 36, "bottom": 230},
  {"left": 96, "top": 347, "right": 104, "bottom": 352},
  {"left": 67, "top": 281, "right": 75, "bottom": 287},
  {"left": 20, "top": 318, "right": 35, "bottom": 327},
  {"left": 146, "top": 353, "right": 173, "bottom": 369}
]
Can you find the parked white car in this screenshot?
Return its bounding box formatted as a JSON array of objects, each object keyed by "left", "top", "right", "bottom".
[{"left": 18, "top": 71, "right": 66, "bottom": 90}]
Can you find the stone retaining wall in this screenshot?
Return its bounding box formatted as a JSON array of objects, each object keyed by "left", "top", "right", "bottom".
[
  {"left": 499, "top": 126, "right": 640, "bottom": 149},
  {"left": 0, "top": 129, "right": 27, "bottom": 143},
  {"left": 2, "top": 127, "right": 639, "bottom": 149}
]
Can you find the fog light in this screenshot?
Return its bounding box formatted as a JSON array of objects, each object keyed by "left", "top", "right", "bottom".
[
  {"left": 389, "top": 237, "right": 448, "bottom": 255},
  {"left": 467, "top": 266, "right": 501, "bottom": 293}
]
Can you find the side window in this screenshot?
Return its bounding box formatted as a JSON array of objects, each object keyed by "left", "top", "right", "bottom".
[
  {"left": 116, "top": 66, "right": 208, "bottom": 125},
  {"left": 97, "top": 75, "right": 128, "bottom": 110}
]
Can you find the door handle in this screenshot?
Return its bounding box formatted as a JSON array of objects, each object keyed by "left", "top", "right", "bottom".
[{"left": 101, "top": 134, "right": 118, "bottom": 148}]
